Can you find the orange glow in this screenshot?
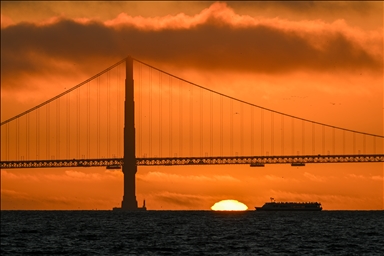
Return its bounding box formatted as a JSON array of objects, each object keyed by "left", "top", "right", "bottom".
[
  {"left": 1, "top": 2, "right": 383, "bottom": 211},
  {"left": 211, "top": 200, "right": 248, "bottom": 211}
]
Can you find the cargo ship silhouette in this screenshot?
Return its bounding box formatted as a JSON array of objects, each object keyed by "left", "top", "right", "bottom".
[{"left": 255, "top": 198, "right": 322, "bottom": 211}]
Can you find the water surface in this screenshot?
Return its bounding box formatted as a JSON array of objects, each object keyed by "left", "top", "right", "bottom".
[{"left": 1, "top": 211, "right": 383, "bottom": 255}]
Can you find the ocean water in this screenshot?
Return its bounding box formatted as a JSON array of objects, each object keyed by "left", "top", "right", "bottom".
[{"left": 1, "top": 211, "right": 383, "bottom": 255}]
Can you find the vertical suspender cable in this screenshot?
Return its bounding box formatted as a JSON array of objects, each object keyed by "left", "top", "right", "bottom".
[
  {"left": 332, "top": 128, "right": 335, "bottom": 155},
  {"left": 85, "top": 83, "right": 88, "bottom": 159},
  {"left": 189, "top": 84, "right": 193, "bottom": 156},
  {"left": 179, "top": 80, "right": 183, "bottom": 157},
  {"left": 139, "top": 63, "right": 143, "bottom": 157},
  {"left": 56, "top": 99, "right": 59, "bottom": 159},
  {"left": 149, "top": 68, "right": 152, "bottom": 157},
  {"left": 36, "top": 109, "right": 39, "bottom": 159},
  {"left": 271, "top": 112, "right": 274, "bottom": 156},
  {"left": 118, "top": 63, "right": 121, "bottom": 157},
  {"left": 200, "top": 88, "right": 203, "bottom": 156},
  {"left": 16, "top": 118, "right": 19, "bottom": 160},
  {"left": 312, "top": 122, "right": 315, "bottom": 155},
  {"left": 47, "top": 104, "right": 50, "bottom": 159},
  {"left": 261, "top": 109, "right": 264, "bottom": 156},
  {"left": 88, "top": 81, "right": 91, "bottom": 158},
  {"left": 108, "top": 72, "right": 111, "bottom": 158},
  {"left": 220, "top": 96, "right": 223, "bottom": 156},
  {"left": 210, "top": 93, "right": 213, "bottom": 156},
  {"left": 301, "top": 120, "right": 304, "bottom": 155},
  {"left": 251, "top": 107, "right": 254, "bottom": 156},
  {"left": 104, "top": 72, "right": 110, "bottom": 158},
  {"left": 6, "top": 123, "right": 9, "bottom": 160},
  {"left": 159, "top": 72, "right": 162, "bottom": 157},
  {"left": 169, "top": 77, "right": 172, "bottom": 157},
  {"left": 353, "top": 132, "right": 356, "bottom": 154},
  {"left": 240, "top": 103, "right": 243, "bottom": 155},
  {"left": 26, "top": 114, "right": 29, "bottom": 160},
  {"left": 115, "top": 65, "right": 118, "bottom": 158},
  {"left": 9, "top": 123, "right": 11, "bottom": 160},
  {"left": 67, "top": 93, "right": 70, "bottom": 159},
  {"left": 77, "top": 88, "right": 80, "bottom": 158},
  {"left": 322, "top": 126, "right": 325, "bottom": 155},
  {"left": 281, "top": 115, "right": 284, "bottom": 156},
  {"left": 230, "top": 100, "right": 233, "bottom": 156},
  {"left": 97, "top": 77, "right": 100, "bottom": 158},
  {"left": 85, "top": 82, "right": 88, "bottom": 158},
  {"left": 291, "top": 118, "right": 294, "bottom": 155}
]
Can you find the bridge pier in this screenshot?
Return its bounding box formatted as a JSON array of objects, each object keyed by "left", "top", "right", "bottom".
[
  {"left": 114, "top": 56, "right": 145, "bottom": 211},
  {"left": 121, "top": 165, "right": 138, "bottom": 210}
]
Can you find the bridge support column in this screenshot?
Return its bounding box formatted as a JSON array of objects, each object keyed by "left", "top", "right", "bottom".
[
  {"left": 121, "top": 166, "right": 137, "bottom": 210},
  {"left": 119, "top": 56, "right": 139, "bottom": 210}
]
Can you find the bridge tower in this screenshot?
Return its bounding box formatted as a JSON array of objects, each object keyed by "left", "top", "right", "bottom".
[{"left": 119, "top": 56, "right": 139, "bottom": 210}]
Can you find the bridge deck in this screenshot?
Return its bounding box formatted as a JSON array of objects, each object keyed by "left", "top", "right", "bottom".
[{"left": 1, "top": 154, "right": 383, "bottom": 169}]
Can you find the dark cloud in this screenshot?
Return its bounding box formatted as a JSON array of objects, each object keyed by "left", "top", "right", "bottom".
[
  {"left": 229, "top": 1, "right": 382, "bottom": 24},
  {"left": 262, "top": 1, "right": 373, "bottom": 13},
  {"left": 1, "top": 15, "right": 381, "bottom": 90}
]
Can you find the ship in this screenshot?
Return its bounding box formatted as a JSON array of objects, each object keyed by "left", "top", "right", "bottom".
[{"left": 255, "top": 198, "right": 322, "bottom": 211}]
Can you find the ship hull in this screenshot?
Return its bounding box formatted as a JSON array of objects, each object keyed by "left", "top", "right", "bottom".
[
  {"left": 255, "top": 201, "right": 322, "bottom": 211},
  {"left": 255, "top": 207, "right": 322, "bottom": 211}
]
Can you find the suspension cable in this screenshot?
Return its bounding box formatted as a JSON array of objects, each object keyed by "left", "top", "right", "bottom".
[{"left": 133, "top": 57, "right": 383, "bottom": 138}]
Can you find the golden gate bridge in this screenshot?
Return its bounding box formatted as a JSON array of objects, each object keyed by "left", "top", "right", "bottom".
[{"left": 1, "top": 57, "right": 383, "bottom": 210}]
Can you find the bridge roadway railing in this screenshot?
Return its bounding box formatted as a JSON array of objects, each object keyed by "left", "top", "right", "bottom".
[{"left": 1, "top": 154, "right": 383, "bottom": 169}]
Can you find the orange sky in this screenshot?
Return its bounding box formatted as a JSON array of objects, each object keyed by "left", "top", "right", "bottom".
[{"left": 1, "top": 1, "right": 383, "bottom": 210}]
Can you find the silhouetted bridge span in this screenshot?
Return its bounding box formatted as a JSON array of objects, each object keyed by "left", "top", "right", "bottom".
[
  {"left": 1, "top": 154, "right": 384, "bottom": 169},
  {"left": 1, "top": 56, "right": 383, "bottom": 210}
]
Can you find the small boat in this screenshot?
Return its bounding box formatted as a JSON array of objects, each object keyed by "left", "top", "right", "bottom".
[{"left": 255, "top": 198, "right": 322, "bottom": 211}]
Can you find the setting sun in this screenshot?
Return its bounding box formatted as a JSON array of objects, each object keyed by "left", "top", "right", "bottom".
[{"left": 211, "top": 200, "right": 248, "bottom": 211}]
